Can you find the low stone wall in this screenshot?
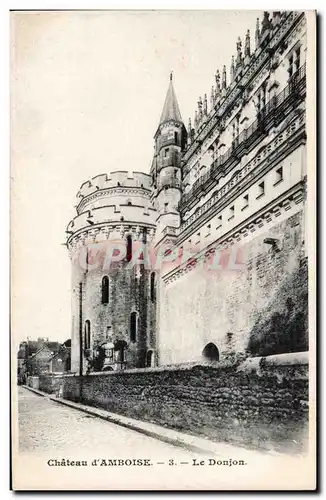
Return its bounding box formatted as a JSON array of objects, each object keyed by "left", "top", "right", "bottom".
[
  {"left": 38, "top": 374, "right": 64, "bottom": 395},
  {"left": 27, "top": 376, "right": 39, "bottom": 390},
  {"left": 57, "top": 353, "right": 309, "bottom": 454}
]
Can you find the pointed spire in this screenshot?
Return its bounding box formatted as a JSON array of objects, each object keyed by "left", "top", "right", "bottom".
[
  {"left": 204, "top": 94, "right": 208, "bottom": 115},
  {"left": 194, "top": 110, "right": 198, "bottom": 132},
  {"left": 236, "top": 37, "right": 242, "bottom": 67},
  {"left": 187, "top": 118, "right": 192, "bottom": 144},
  {"left": 210, "top": 86, "right": 215, "bottom": 108},
  {"left": 188, "top": 118, "right": 192, "bottom": 135},
  {"left": 215, "top": 69, "right": 221, "bottom": 94},
  {"left": 230, "top": 56, "right": 235, "bottom": 81},
  {"left": 198, "top": 96, "right": 203, "bottom": 119},
  {"left": 158, "top": 73, "right": 183, "bottom": 126},
  {"left": 222, "top": 65, "right": 227, "bottom": 90},
  {"left": 245, "top": 30, "right": 251, "bottom": 58},
  {"left": 255, "top": 18, "right": 261, "bottom": 48}
]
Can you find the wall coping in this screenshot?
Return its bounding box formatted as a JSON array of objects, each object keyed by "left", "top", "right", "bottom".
[{"left": 52, "top": 352, "right": 309, "bottom": 379}]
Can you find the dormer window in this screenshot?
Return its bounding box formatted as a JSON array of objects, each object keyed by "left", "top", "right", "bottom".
[
  {"left": 288, "top": 46, "right": 301, "bottom": 78},
  {"left": 274, "top": 166, "right": 283, "bottom": 185},
  {"left": 228, "top": 206, "right": 235, "bottom": 221},
  {"left": 257, "top": 181, "right": 265, "bottom": 198},
  {"left": 242, "top": 194, "right": 249, "bottom": 210}
]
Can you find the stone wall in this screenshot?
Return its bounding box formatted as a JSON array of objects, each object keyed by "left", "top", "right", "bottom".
[
  {"left": 158, "top": 209, "right": 306, "bottom": 365},
  {"left": 38, "top": 374, "right": 63, "bottom": 395},
  {"left": 58, "top": 353, "right": 309, "bottom": 454}
]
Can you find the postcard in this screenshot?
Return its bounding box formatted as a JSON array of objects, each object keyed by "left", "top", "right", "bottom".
[{"left": 11, "top": 9, "right": 316, "bottom": 491}]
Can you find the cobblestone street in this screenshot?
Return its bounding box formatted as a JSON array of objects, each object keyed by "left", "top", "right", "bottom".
[
  {"left": 18, "top": 387, "right": 201, "bottom": 459},
  {"left": 14, "top": 387, "right": 313, "bottom": 491}
]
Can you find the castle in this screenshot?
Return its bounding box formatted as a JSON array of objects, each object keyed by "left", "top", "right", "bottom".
[{"left": 66, "top": 11, "right": 308, "bottom": 374}]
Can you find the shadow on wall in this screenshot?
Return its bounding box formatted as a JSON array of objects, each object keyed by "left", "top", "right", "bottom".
[{"left": 247, "top": 258, "right": 308, "bottom": 357}]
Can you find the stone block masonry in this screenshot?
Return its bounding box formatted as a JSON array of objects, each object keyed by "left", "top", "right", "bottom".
[{"left": 57, "top": 355, "right": 308, "bottom": 454}]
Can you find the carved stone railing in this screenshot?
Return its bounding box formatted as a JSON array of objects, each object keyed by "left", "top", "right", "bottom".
[
  {"left": 182, "top": 11, "right": 303, "bottom": 165},
  {"left": 179, "top": 109, "right": 305, "bottom": 235},
  {"left": 180, "top": 63, "right": 306, "bottom": 212}
]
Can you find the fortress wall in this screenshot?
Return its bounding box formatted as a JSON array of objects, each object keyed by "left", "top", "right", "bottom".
[
  {"left": 52, "top": 357, "right": 309, "bottom": 454},
  {"left": 158, "top": 209, "right": 306, "bottom": 365}
]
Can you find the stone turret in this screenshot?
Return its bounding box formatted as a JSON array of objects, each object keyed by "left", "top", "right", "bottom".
[
  {"left": 150, "top": 73, "right": 187, "bottom": 240},
  {"left": 66, "top": 171, "right": 157, "bottom": 373}
]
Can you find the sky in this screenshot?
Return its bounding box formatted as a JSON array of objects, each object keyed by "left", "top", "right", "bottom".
[{"left": 11, "top": 10, "right": 262, "bottom": 344}]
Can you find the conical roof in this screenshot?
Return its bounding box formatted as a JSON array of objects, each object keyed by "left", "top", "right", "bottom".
[{"left": 159, "top": 73, "right": 183, "bottom": 126}]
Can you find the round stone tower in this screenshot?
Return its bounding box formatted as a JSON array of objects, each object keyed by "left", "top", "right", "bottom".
[
  {"left": 66, "top": 171, "right": 157, "bottom": 374},
  {"left": 150, "top": 73, "right": 187, "bottom": 239}
]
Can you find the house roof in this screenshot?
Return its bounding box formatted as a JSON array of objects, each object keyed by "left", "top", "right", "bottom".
[{"left": 27, "top": 341, "right": 61, "bottom": 361}]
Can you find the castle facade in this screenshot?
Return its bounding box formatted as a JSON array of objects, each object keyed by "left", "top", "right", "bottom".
[{"left": 66, "top": 11, "right": 308, "bottom": 373}]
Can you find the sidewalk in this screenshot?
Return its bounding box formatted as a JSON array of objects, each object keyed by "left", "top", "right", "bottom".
[{"left": 22, "top": 385, "right": 302, "bottom": 461}]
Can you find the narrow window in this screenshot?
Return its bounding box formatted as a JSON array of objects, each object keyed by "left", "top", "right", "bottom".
[
  {"left": 242, "top": 194, "right": 249, "bottom": 210},
  {"left": 102, "top": 276, "right": 109, "bottom": 304},
  {"left": 130, "top": 312, "right": 137, "bottom": 343},
  {"left": 146, "top": 350, "right": 153, "bottom": 367},
  {"left": 288, "top": 55, "right": 294, "bottom": 78},
  {"left": 257, "top": 181, "right": 265, "bottom": 198},
  {"left": 164, "top": 148, "right": 169, "bottom": 158},
  {"left": 126, "top": 235, "right": 132, "bottom": 262},
  {"left": 295, "top": 47, "right": 301, "bottom": 72},
  {"left": 261, "top": 86, "right": 266, "bottom": 110},
  {"left": 84, "top": 320, "right": 91, "bottom": 350},
  {"left": 150, "top": 272, "right": 156, "bottom": 302},
  {"left": 256, "top": 92, "right": 261, "bottom": 112},
  {"left": 228, "top": 206, "right": 235, "bottom": 221},
  {"left": 275, "top": 166, "right": 283, "bottom": 185},
  {"left": 174, "top": 131, "right": 178, "bottom": 143}
]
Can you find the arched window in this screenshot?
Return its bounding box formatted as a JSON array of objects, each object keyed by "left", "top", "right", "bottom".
[
  {"left": 130, "top": 312, "right": 137, "bottom": 343},
  {"left": 84, "top": 320, "right": 91, "bottom": 350},
  {"left": 150, "top": 272, "right": 156, "bottom": 302},
  {"left": 146, "top": 350, "right": 153, "bottom": 367},
  {"left": 202, "top": 342, "right": 219, "bottom": 362},
  {"left": 126, "top": 235, "right": 132, "bottom": 262},
  {"left": 102, "top": 276, "right": 109, "bottom": 304}
]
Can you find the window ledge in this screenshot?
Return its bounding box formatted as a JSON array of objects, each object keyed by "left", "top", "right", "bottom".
[
  {"left": 228, "top": 215, "right": 235, "bottom": 221},
  {"left": 216, "top": 224, "right": 222, "bottom": 230},
  {"left": 273, "top": 178, "right": 284, "bottom": 187},
  {"left": 256, "top": 193, "right": 265, "bottom": 200},
  {"left": 241, "top": 205, "right": 249, "bottom": 212}
]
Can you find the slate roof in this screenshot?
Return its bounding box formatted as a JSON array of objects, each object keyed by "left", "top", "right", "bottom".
[{"left": 159, "top": 74, "right": 183, "bottom": 126}]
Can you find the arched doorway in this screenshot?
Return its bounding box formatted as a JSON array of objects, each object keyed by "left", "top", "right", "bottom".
[{"left": 202, "top": 343, "right": 219, "bottom": 362}]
